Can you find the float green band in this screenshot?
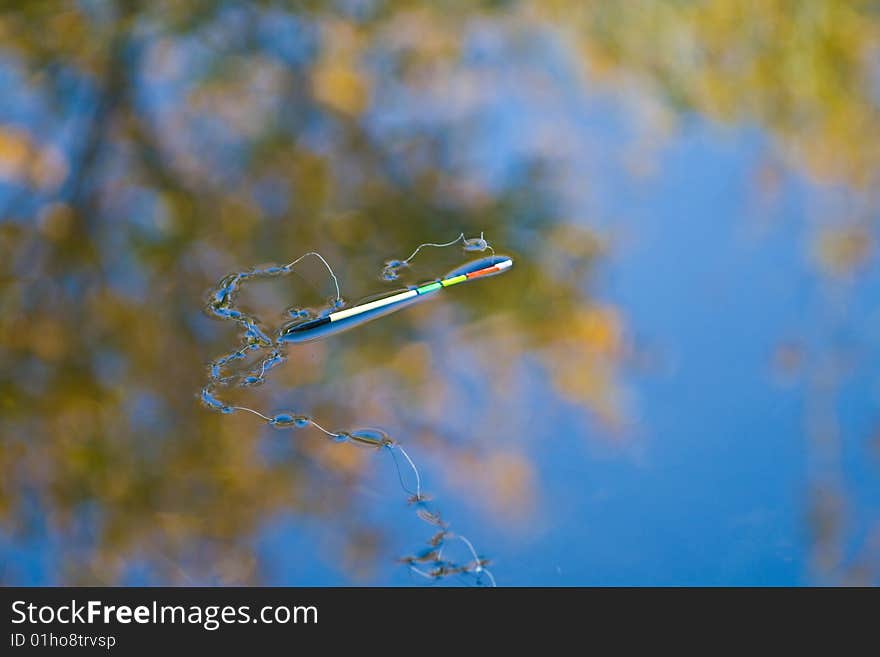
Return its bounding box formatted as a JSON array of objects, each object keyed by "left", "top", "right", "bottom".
[{"left": 416, "top": 281, "right": 443, "bottom": 294}]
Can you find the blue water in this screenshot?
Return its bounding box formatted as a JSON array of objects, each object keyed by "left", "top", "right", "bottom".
[
  {"left": 2, "top": 14, "right": 878, "bottom": 586},
  {"left": 250, "top": 116, "right": 876, "bottom": 586}
]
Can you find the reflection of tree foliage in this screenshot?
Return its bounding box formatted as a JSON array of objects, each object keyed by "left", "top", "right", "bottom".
[
  {"left": 0, "top": 2, "right": 608, "bottom": 584},
  {"left": 545, "top": 0, "right": 880, "bottom": 190}
]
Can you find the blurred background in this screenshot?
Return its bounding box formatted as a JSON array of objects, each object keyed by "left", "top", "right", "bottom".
[{"left": 1, "top": 0, "right": 879, "bottom": 585}]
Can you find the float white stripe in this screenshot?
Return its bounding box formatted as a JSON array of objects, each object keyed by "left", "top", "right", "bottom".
[{"left": 329, "top": 289, "right": 418, "bottom": 322}]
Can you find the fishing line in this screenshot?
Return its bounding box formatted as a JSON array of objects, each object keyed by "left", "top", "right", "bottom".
[{"left": 202, "top": 233, "right": 512, "bottom": 585}]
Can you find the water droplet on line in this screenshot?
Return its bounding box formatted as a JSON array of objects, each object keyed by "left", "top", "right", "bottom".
[
  {"left": 270, "top": 413, "right": 312, "bottom": 428},
  {"left": 349, "top": 428, "right": 393, "bottom": 447}
]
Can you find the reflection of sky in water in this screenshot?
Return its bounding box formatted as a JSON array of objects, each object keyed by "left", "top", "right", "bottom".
[
  {"left": 255, "top": 37, "right": 879, "bottom": 585},
  {"left": 2, "top": 18, "right": 879, "bottom": 585}
]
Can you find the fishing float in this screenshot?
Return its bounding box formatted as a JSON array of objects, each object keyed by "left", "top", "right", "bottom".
[{"left": 279, "top": 254, "right": 514, "bottom": 344}]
